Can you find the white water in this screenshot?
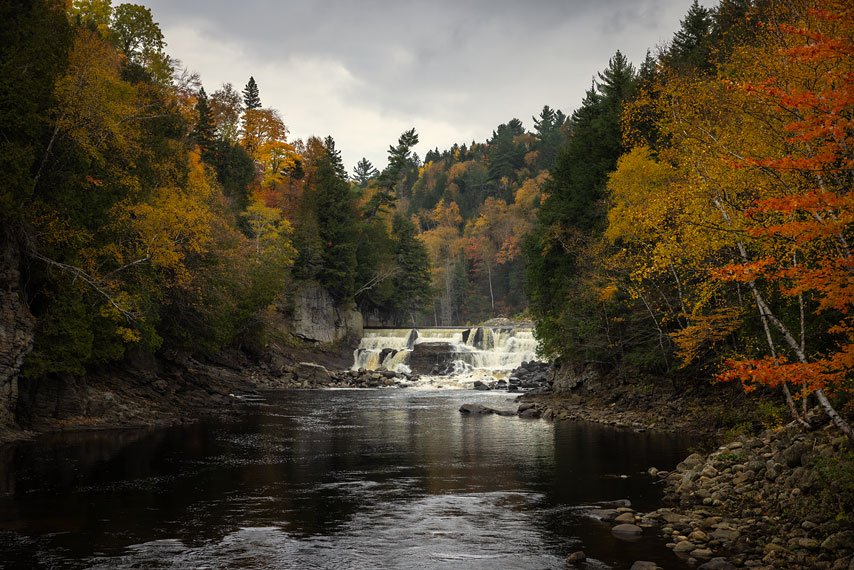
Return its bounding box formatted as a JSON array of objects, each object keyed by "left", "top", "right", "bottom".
[{"left": 352, "top": 327, "right": 543, "bottom": 387}]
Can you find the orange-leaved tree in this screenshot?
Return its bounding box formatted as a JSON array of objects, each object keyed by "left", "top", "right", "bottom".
[{"left": 709, "top": 0, "right": 854, "bottom": 440}]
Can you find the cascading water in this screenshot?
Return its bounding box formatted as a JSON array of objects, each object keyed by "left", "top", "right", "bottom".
[{"left": 352, "top": 326, "right": 543, "bottom": 387}]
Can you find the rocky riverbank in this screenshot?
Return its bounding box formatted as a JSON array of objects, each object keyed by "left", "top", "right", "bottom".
[
  {"left": 461, "top": 362, "right": 854, "bottom": 569},
  {"left": 641, "top": 419, "right": 854, "bottom": 570}
]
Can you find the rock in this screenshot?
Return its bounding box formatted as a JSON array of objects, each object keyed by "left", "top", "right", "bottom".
[
  {"left": 615, "top": 512, "right": 636, "bottom": 523},
  {"left": 660, "top": 511, "right": 690, "bottom": 525},
  {"left": 710, "top": 528, "right": 739, "bottom": 542},
  {"left": 459, "top": 404, "right": 494, "bottom": 415},
  {"left": 677, "top": 453, "right": 705, "bottom": 473},
  {"left": 689, "top": 530, "right": 709, "bottom": 542},
  {"left": 630, "top": 562, "right": 662, "bottom": 570},
  {"left": 566, "top": 551, "right": 586, "bottom": 564},
  {"left": 289, "top": 280, "right": 362, "bottom": 344},
  {"left": 472, "top": 380, "right": 490, "bottom": 390},
  {"left": 692, "top": 548, "right": 714, "bottom": 559},
  {"left": 697, "top": 559, "right": 737, "bottom": 570},
  {"left": 612, "top": 524, "right": 644, "bottom": 536},
  {"left": 408, "top": 342, "right": 457, "bottom": 375},
  {"left": 294, "top": 362, "right": 331, "bottom": 385},
  {"left": 518, "top": 406, "right": 541, "bottom": 419},
  {"left": 673, "top": 540, "right": 697, "bottom": 553},
  {"left": 822, "top": 530, "right": 854, "bottom": 551}
]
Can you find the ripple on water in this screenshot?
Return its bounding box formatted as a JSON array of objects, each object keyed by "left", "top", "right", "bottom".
[{"left": 83, "top": 492, "right": 576, "bottom": 570}]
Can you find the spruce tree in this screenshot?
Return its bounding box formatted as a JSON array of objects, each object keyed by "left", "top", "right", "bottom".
[
  {"left": 242, "top": 76, "right": 261, "bottom": 110},
  {"left": 315, "top": 137, "right": 358, "bottom": 301},
  {"left": 523, "top": 51, "right": 636, "bottom": 359},
  {"left": 191, "top": 87, "right": 216, "bottom": 163},
  {"left": 391, "top": 214, "right": 432, "bottom": 326},
  {"left": 668, "top": 0, "right": 713, "bottom": 71}
]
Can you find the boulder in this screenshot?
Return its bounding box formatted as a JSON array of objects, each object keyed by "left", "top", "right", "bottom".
[
  {"left": 630, "top": 563, "right": 662, "bottom": 570},
  {"left": 408, "top": 342, "right": 456, "bottom": 375},
  {"left": 294, "top": 362, "right": 331, "bottom": 385},
  {"left": 566, "top": 551, "right": 586, "bottom": 564},
  {"left": 697, "top": 559, "right": 737, "bottom": 570},
  {"left": 822, "top": 530, "right": 854, "bottom": 551},
  {"left": 459, "top": 403, "right": 494, "bottom": 415},
  {"left": 612, "top": 524, "right": 643, "bottom": 536}
]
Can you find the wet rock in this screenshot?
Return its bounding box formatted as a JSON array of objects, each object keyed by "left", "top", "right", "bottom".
[
  {"left": 518, "top": 406, "right": 541, "bottom": 419},
  {"left": 408, "top": 342, "right": 457, "bottom": 375},
  {"left": 472, "top": 380, "right": 490, "bottom": 391},
  {"left": 612, "top": 523, "right": 643, "bottom": 536},
  {"left": 566, "top": 551, "right": 586, "bottom": 564},
  {"left": 615, "top": 512, "right": 636, "bottom": 523},
  {"left": 673, "top": 540, "right": 696, "bottom": 553},
  {"left": 697, "top": 559, "right": 737, "bottom": 570},
  {"left": 630, "top": 563, "right": 662, "bottom": 570},
  {"left": 459, "top": 403, "right": 494, "bottom": 415}
]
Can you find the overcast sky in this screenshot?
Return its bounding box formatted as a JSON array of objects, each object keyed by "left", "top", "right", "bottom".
[{"left": 143, "top": 0, "right": 702, "bottom": 173}]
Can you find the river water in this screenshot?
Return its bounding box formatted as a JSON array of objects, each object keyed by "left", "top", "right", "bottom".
[{"left": 0, "top": 389, "right": 693, "bottom": 569}]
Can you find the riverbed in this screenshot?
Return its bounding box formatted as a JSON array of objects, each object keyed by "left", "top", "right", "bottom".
[{"left": 0, "top": 389, "right": 693, "bottom": 569}]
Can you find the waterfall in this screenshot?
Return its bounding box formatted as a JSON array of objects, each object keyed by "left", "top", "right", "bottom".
[{"left": 352, "top": 327, "right": 543, "bottom": 383}]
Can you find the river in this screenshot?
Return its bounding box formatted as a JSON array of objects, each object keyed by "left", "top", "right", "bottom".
[{"left": 0, "top": 389, "right": 693, "bottom": 569}]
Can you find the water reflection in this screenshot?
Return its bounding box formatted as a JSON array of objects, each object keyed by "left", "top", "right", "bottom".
[{"left": 0, "top": 390, "right": 693, "bottom": 569}]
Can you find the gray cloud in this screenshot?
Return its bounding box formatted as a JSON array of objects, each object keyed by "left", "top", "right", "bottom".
[{"left": 143, "top": 0, "right": 698, "bottom": 171}]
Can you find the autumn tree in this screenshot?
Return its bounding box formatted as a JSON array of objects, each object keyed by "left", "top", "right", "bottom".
[{"left": 210, "top": 82, "right": 243, "bottom": 143}]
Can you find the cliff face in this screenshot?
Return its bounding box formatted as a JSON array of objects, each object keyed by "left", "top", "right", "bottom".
[
  {"left": 287, "top": 280, "right": 363, "bottom": 345},
  {"left": 0, "top": 233, "right": 34, "bottom": 431}
]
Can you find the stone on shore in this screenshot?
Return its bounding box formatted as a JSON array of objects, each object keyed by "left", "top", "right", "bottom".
[{"left": 612, "top": 523, "right": 643, "bottom": 536}]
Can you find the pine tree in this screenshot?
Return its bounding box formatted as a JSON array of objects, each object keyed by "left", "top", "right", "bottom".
[
  {"left": 242, "top": 76, "right": 261, "bottom": 110},
  {"left": 523, "top": 51, "right": 636, "bottom": 359},
  {"left": 668, "top": 0, "right": 713, "bottom": 71},
  {"left": 353, "top": 157, "right": 379, "bottom": 188},
  {"left": 532, "top": 105, "right": 567, "bottom": 170},
  {"left": 391, "top": 214, "right": 432, "bottom": 325},
  {"left": 191, "top": 87, "right": 216, "bottom": 162},
  {"left": 315, "top": 137, "right": 358, "bottom": 301}
]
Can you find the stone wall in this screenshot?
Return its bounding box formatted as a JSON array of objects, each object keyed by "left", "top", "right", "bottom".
[{"left": 0, "top": 233, "right": 34, "bottom": 431}]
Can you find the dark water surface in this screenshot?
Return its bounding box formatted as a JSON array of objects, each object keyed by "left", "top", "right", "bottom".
[{"left": 0, "top": 389, "right": 694, "bottom": 569}]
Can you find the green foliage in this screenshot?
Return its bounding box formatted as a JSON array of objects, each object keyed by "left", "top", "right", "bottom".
[
  {"left": 812, "top": 450, "right": 854, "bottom": 524},
  {"left": 315, "top": 137, "right": 358, "bottom": 301},
  {"left": 353, "top": 157, "right": 379, "bottom": 188},
  {"left": 0, "top": 0, "right": 71, "bottom": 220},
  {"left": 242, "top": 76, "right": 261, "bottom": 110},
  {"left": 524, "top": 51, "right": 636, "bottom": 359},
  {"left": 390, "top": 214, "right": 432, "bottom": 325}
]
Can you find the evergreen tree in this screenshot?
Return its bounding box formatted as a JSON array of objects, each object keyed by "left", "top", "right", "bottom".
[
  {"left": 191, "top": 87, "right": 215, "bottom": 162},
  {"left": 523, "top": 51, "right": 636, "bottom": 359},
  {"left": 360, "top": 129, "right": 420, "bottom": 236},
  {"left": 532, "top": 105, "right": 567, "bottom": 170},
  {"left": 242, "top": 76, "right": 261, "bottom": 110},
  {"left": 315, "top": 137, "right": 358, "bottom": 301},
  {"left": 391, "top": 214, "right": 432, "bottom": 325},
  {"left": 353, "top": 157, "right": 379, "bottom": 188},
  {"left": 486, "top": 119, "right": 526, "bottom": 198},
  {"left": 668, "top": 0, "right": 714, "bottom": 71}
]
